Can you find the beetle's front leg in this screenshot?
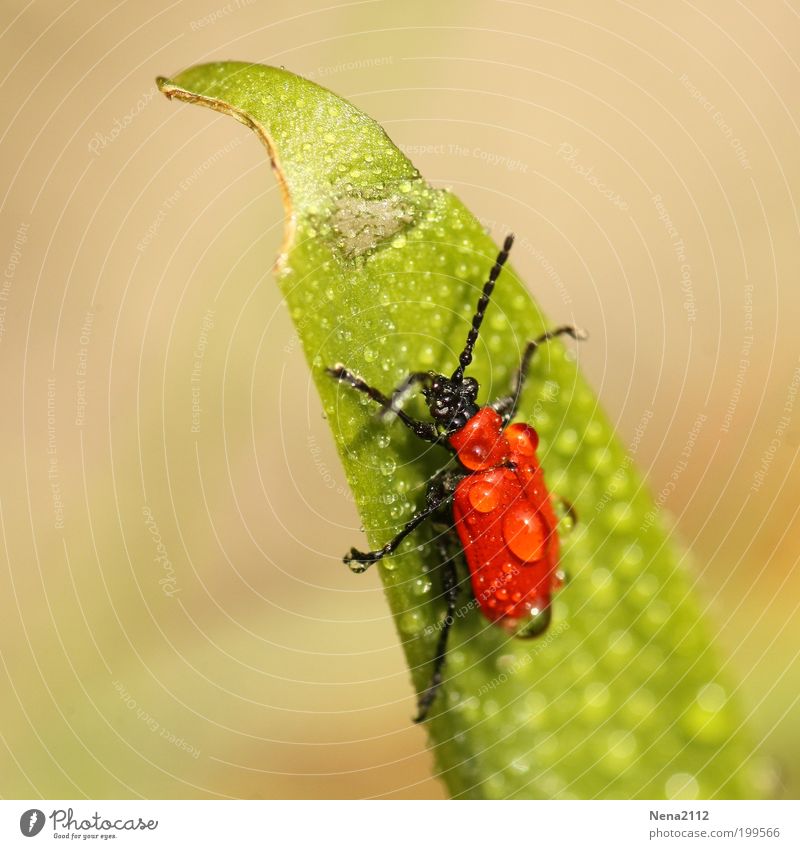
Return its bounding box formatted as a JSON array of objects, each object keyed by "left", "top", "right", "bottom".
[{"left": 327, "top": 364, "right": 440, "bottom": 443}]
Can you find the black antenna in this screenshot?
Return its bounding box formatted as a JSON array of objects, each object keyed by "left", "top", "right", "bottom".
[{"left": 452, "top": 233, "right": 514, "bottom": 382}]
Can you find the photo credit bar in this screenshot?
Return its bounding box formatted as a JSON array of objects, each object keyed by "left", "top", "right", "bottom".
[{"left": 1, "top": 800, "right": 797, "bottom": 847}]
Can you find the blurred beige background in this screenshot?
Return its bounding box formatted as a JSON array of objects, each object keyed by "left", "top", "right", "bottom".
[{"left": 1, "top": 0, "right": 798, "bottom": 799}]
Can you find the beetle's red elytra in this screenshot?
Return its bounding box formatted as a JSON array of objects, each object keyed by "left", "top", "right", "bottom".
[
  {"left": 327, "top": 234, "right": 586, "bottom": 721},
  {"left": 450, "top": 409, "right": 561, "bottom": 637}
]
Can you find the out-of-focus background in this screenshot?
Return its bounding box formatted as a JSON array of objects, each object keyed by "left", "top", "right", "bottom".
[{"left": 0, "top": 0, "right": 798, "bottom": 799}]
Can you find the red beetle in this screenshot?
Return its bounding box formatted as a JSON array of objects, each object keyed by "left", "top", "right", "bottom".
[{"left": 327, "top": 235, "right": 585, "bottom": 721}]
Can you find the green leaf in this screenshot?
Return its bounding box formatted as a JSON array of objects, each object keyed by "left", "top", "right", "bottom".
[{"left": 158, "top": 62, "right": 766, "bottom": 799}]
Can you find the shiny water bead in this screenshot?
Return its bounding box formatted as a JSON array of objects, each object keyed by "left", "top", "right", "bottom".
[
  {"left": 468, "top": 470, "right": 506, "bottom": 512},
  {"left": 502, "top": 501, "right": 547, "bottom": 562},
  {"left": 448, "top": 407, "right": 509, "bottom": 470},
  {"left": 505, "top": 422, "right": 539, "bottom": 456}
]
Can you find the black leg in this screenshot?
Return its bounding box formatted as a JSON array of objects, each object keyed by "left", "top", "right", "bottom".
[
  {"left": 343, "top": 484, "right": 456, "bottom": 573},
  {"left": 493, "top": 325, "right": 587, "bottom": 421},
  {"left": 377, "top": 371, "right": 432, "bottom": 421},
  {"left": 414, "top": 543, "right": 459, "bottom": 723},
  {"left": 327, "top": 364, "right": 439, "bottom": 443}
]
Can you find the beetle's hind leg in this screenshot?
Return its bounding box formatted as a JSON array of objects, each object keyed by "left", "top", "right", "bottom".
[
  {"left": 413, "top": 531, "right": 460, "bottom": 723},
  {"left": 343, "top": 493, "right": 451, "bottom": 573}
]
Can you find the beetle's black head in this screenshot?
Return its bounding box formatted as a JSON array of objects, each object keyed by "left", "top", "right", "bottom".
[{"left": 423, "top": 374, "right": 479, "bottom": 434}]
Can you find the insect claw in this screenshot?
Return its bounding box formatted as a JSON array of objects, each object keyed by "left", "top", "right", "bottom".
[{"left": 343, "top": 547, "right": 378, "bottom": 573}]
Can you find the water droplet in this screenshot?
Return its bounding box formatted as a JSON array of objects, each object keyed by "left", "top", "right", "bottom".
[
  {"left": 363, "top": 347, "right": 378, "bottom": 363},
  {"left": 376, "top": 433, "right": 391, "bottom": 448},
  {"left": 583, "top": 682, "right": 610, "bottom": 718},
  {"left": 644, "top": 599, "right": 670, "bottom": 627},
  {"left": 697, "top": 682, "right": 726, "bottom": 712},
  {"left": 605, "top": 730, "right": 637, "bottom": 764},
  {"left": 418, "top": 346, "right": 435, "bottom": 365},
  {"left": 380, "top": 458, "right": 396, "bottom": 476},
  {"left": 590, "top": 568, "right": 614, "bottom": 603},
  {"left": 413, "top": 578, "right": 432, "bottom": 596},
  {"left": 631, "top": 573, "right": 659, "bottom": 603},
  {"left": 665, "top": 773, "right": 699, "bottom": 800},
  {"left": 553, "top": 499, "right": 575, "bottom": 534},
  {"left": 502, "top": 502, "right": 546, "bottom": 562},
  {"left": 624, "top": 688, "right": 656, "bottom": 721},
  {"left": 556, "top": 428, "right": 579, "bottom": 454}
]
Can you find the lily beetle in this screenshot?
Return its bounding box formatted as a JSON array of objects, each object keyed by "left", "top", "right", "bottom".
[{"left": 327, "top": 235, "right": 585, "bottom": 721}]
